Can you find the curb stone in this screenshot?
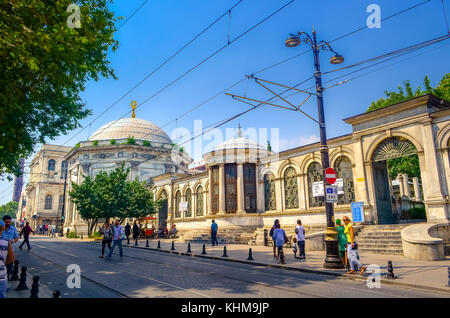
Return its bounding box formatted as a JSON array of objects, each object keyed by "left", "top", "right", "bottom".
[{"left": 96, "top": 241, "right": 450, "bottom": 295}]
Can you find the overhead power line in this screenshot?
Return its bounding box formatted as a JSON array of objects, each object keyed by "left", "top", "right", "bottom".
[{"left": 116, "top": 0, "right": 152, "bottom": 31}]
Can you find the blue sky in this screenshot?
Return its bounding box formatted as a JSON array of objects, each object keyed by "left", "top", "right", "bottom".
[{"left": 1, "top": 0, "right": 450, "bottom": 205}]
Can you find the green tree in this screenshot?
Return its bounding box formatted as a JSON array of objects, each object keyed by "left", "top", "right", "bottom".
[
  {"left": 0, "top": 201, "right": 19, "bottom": 220},
  {"left": 0, "top": 1, "right": 121, "bottom": 179},
  {"left": 69, "top": 175, "right": 102, "bottom": 236},
  {"left": 387, "top": 155, "right": 421, "bottom": 180},
  {"left": 368, "top": 74, "right": 450, "bottom": 180},
  {"left": 69, "top": 164, "right": 159, "bottom": 235},
  {"left": 367, "top": 74, "right": 450, "bottom": 112}
]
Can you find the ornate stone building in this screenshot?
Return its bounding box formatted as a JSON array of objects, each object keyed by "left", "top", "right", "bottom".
[
  {"left": 62, "top": 114, "right": 192, "bottom": 233},
  {"left": 22, "top": 144, "right": 73, "bottom": 228},
  {"left": 153, "top": 95, "right": 450, "bottom": 233}
]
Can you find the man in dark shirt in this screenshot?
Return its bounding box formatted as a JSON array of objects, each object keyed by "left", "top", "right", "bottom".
[{"left": 19, "top": 222, "right": 34, "bottom": 251}]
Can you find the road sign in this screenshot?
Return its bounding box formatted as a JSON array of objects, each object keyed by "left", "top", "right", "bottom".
[
  {"left": 325, "top": 185, "right": 338, "bottom": 203},
  {"left": 179, "top": 201, "right": 188, "bottom": 212},
  {"left": 351, "top": 202, "right": 365, "bottom": 223},
  {"left": 325, "top": 167, "right": 336, "bottom": 184}
]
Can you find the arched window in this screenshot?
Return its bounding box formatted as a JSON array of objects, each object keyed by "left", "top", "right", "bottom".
[
  {"left": 48, "top": 159, "right": 56, "bottom": 171},
  {"left": 211, "top": 167, "right": 219, "bottom": 213},
  {"left": 284, "top": 167, "right": 299, "bottom": 209},
  {"left": 334, "top": 156, "right": 355, "bottom": 204},
  {"left": 45, "top": 195, "right": 52, "bottom": 210},
  {"left": 264, "top": 173, "right": 276, "bottom": 211},
  {"left": 244, "top": 163, "right": 256, "bottom": 212},
  {"left": 185, "top": 188, "right": 192, "bottom": 218},
  {"left": 196, "top": 186, "right": 204, "bottom": 216},
  {"left": 61, "top": 160, "right": 68, "bottom": 173},
  {"left": 174, "top": 191, "right": 181, "bottom": 218},
  {"left": 308, "top": 162, "right": 324, "bottom": 207}
]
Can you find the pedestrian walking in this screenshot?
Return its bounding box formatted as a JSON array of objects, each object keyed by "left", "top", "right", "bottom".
[
  {"left": 107, "top": 220, "right": 124, "bottom": 259},
  {"left": 269, "top": 219, "right": 279, "bottom": 258},
  {"left": 1, "top": 215, "right": 18, "bottom": 280},
  {"left": 335, "top": 219, "right": 348, "bottom": 267},
  {"left": 51, "top": 225, "right": 56, "bottom": 238},
  {"left": 124, "top": 223, "right": 131, "bottom": 241},
  {"left": 0, "top": 220, "right": 14, "bottom": 298},
  {"left": 292, "top": 237, "right": 298, "bottom": 258},
  {"left": 210, "top": 220, "right": 218, "bottom": 246},
  {"left": 343, "top": 216, "right": 366, "bottom": 275},
  {"left": 19, "top": 222, "right": 34, "bottom": 251},
  {"left": 273, "top": 223, "right": 288, "bottom": 264},
  {"left": 99, "top": 223, "right": 113, "bottom": 258},
  {"left": 295, "top": 220, "right": 306, "bottom": 259},
  {"left": 132, "top": 221, "right": 139, "bottom": 241}
]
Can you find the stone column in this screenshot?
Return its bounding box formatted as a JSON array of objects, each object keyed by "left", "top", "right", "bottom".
[
  {"left": 236, "top": 163, "right": 245, "bottom": 214},
  {"left": 413, "top": 177, "right": 422, "bottom": 201},
  {"left": 218, "top": 164, "right": 226, "bottom": 214},
  {"left": 275, "top": 177, "right": 283, "bottom": 212},
  {"left": 397, "top": 174, "right": 405, "bottom": 197},
  {"left": 207, "top": 167, "right": 212, "bottom": 215},
  {"left": 403, "top": 173, "right": 411, "bottom": 198},
  {"left": 421, "top": 120, "right": 449, "bottom": 221},
  {"left": 256, "top": 165, "right": 264, "bottom": 213}
]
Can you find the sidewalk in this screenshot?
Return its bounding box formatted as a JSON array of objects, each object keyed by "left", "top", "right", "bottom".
[
  {"left": 6, "top": 268, "right": 53, "bottom": 298},
  {"left": 121, "top": 239, "right": 450, "bottom": 294}
]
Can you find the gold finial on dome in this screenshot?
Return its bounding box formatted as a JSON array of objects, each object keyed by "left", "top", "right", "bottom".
[
  {"left": 131, "top": 101, "right": 137, "bottom": 118},
  {"left": 237, "top": 123, "right": 243, "bottom": 137}
]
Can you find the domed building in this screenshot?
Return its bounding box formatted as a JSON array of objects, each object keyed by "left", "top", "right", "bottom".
[{"left": 63, "top": 111, "right": 192, "bottom": 233}]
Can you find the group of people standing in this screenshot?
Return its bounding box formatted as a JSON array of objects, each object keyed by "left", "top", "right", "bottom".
[{"left": 268, "top": 217, "right": 366, "bottom": 273}]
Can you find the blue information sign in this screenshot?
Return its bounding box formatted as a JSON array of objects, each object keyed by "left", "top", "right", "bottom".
[{"left": 351, "top": 202, "right": 364, "bottom": 223}]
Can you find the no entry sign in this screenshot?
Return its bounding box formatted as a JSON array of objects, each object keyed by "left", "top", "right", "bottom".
[{"left": 325, "top": 167, "right": 336, "bottom": 184}]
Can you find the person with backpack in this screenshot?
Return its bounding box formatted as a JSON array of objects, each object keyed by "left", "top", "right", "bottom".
[
  {"left": 273, "top": 223, "right": 288, "bottom": 264},
  {"left": 269, "top": 219, "right": 279, "bottom": 258},
  {"left": 99, "top": 222, "right": 113, "bottom": 258},
  {"left": 295, "top": 219, "right": 306, "bottom": 259}
]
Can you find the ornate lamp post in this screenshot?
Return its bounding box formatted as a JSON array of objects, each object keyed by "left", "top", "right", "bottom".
[{"left": 285, "top": 28, "right": 345, "bottom": 269}]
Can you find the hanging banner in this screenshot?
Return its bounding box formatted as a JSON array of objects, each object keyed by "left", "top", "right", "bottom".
[
  {"left": 179, "top": 201, "right": 188, "bottom": 212},
  {"left": 335, "top": 178, "right": 344, "bottom": 195},
  {"left": 312, "top": 181, "right": 324, "bottom": 197}
]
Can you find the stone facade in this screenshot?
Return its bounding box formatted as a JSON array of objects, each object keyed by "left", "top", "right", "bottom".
[
  {"left": 21, "top": 144, "right": 73, "bottom": 229},
  {"left": 154, "top": 95, "right": 450, "bottom": 232}
]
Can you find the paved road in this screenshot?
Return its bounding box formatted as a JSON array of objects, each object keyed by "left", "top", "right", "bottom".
[{"left": 12, "top": 237, "right": 449, "bottom": 298}]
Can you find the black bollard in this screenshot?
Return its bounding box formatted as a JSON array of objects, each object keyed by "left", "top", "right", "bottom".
[
  {"left": 30, "top": 275, "right": 40, "bottom": 298},
  {"left": 16, "top": 266, "right": 28, "bottom": 291},
  {"left": 157, "top": 240, "right": 161, "bottom": 249},
  {"left": 53, "top": 290, "right": 61, "bottom": 298},
  {"left": 10, "top": 260, "right": 20, "bottom": 281},
  {"left": 386, "top": 260, "right": 396, "bottom": 279},
  {"left": 146, "top": 239, "right": 149, "bottom": 248},
  {"left": 222, "top": 246, "right": 228, "bottom": 257},
  {"left": 171, "top": 241, "right": 175, "bottom": 251},
  {"left": 247, "top": 248, "right": 254, "bottom": 261},
  {"left": 127, "top": 237, "right": 130, "bottom": 245},
  {"left": 202, "top": 244, "right": 207, "bottom": 255},
  {"left": 135, "top": 238, "right": 138, "bottom": 246},
  {"left": 187, "top": 243, "right": 192, "bottom": 253}
]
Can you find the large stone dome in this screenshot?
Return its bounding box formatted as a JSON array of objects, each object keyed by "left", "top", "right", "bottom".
[
  {"left": 89, "top": 118, "right": 172, "bottom": 144},
  {"left": 214, "top": 125, "right": 266, "bottom": 151}
]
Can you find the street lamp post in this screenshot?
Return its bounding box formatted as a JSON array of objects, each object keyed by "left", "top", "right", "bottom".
[{"left": 286, "top": 28, "right": 345, "bottom": 269}]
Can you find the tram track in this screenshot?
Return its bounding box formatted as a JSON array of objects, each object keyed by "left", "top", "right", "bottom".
[{"left": 30, "top": 242, "right": 333, "bottom": 298}]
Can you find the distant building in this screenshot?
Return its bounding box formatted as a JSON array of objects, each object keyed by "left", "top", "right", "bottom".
[{"left": 22, "top": 145, "right": 72, "bottom": 228}]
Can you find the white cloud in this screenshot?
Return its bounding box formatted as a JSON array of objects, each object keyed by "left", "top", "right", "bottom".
[{"left": 277, "top": 134, "right": 320, "bottom": 152}]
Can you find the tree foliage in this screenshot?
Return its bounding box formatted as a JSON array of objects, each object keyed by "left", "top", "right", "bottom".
[
  {"left": 69, "top": 164, "right": 159, "bottom": 235},
  {"left": 0, "top": 0, "right": 121, "bottom": 179},
  {"left": 0, "top": 201, "right": 19, "bottom": 220},
  {"left": 367, "top": 73, "right": 450, "bottom": 112},
  {"left": 387, "top": 155, "right": 421, "bottom": 180}
]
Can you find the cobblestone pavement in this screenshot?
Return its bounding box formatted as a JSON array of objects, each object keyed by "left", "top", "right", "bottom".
[{"left": 8, "top": 237, "right": 449, "bottom": 298}]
